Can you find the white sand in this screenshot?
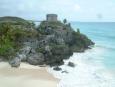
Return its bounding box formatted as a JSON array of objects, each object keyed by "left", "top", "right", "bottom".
[{"left": 0, "top": 62, "right": 59, "bottom": 87}]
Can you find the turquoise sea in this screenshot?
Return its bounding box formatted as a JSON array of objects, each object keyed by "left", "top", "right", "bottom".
[
  {"left": 72, "top": 22, "right": 115, "bottom": 70},
  {"left": 49, "top": 22, "right": 115, "bottom": 87}
]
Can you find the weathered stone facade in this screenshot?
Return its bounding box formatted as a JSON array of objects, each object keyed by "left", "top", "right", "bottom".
[{"left": 46, "top": 14, "right": 57, "bottom": 22}]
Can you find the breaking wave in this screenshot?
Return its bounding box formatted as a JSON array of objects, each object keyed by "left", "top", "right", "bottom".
[{"left": 48, "top": 45, "right": 115, "bottom": 87}]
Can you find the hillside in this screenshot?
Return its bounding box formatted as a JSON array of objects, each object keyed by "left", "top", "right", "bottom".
[
  {"left": 0, "top": 16, "right": 28, "bottom": 23},
  {"left": 0, "top": 16, "right": 94, "bottom": 67}
]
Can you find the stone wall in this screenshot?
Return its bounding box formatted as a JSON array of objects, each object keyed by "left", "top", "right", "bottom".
[{"left": 47, "top": 14, "right": 57, "bottom": 22}]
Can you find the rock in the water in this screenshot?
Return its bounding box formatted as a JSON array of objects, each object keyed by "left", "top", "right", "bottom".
[
  {"left": 27, "top": 53, "right": 44, "bottom": 65},
  {"left": 53, "top": 66, "right": 62, "bottom": 71},
  {"left": 9, "top": 57, "right": 21, "bottom": 67},
  {"left": 68, "top": 62, "right": 75, "bottom": 67},
  {"left": 62, "top": 70, "right": 69, "bottom": 73}
]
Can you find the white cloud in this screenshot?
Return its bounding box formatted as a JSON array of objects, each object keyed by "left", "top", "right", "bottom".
[
  {"left": 0, "top": 0, "right": 81, "bottom": 20},
  {"left": 0, "top": 0, "right": 115, "bottom": 21}
]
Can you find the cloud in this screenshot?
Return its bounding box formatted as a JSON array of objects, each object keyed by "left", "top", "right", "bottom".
[
  {"left": 0, "top": 0, "right": 69, "bottom": 15},
  {"left": 0, "top": 0, "right": 115, "bottom": 21}
]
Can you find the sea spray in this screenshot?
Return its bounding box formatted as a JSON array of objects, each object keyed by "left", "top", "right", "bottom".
[{"left": 48, "top": 46, "right": 115, "bottom": 87}]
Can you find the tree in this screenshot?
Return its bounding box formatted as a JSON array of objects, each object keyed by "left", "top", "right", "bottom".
[
  {"left": 77, "top": 28, "right": 80, "bottom": 34},
  {"left": 63, "top": 19, "right": 67, "bottom": 24}
]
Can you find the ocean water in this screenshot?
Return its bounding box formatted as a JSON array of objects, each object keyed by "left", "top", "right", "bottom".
[
  {"left": 72, "top": 22, "right": 115, "bottom": 70},
  {"left": 48, "top": 22, "right": 115, "bottom": 87}
]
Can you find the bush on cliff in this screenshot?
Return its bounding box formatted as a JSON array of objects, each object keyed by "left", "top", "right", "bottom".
[
  {"left": 0, "top": 16, "right": 31, "bottom": 27},
  {"left": 67, "top": 31, "right": 94, "bottom": 52},
  {"left": 0, "top": 22, "right": 38, "bottom": 59},
  {"left": 0, "top": 23, "right": 16, "bottom": 58}
]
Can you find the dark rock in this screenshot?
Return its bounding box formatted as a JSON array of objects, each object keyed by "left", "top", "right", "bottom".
[
  {"left": 68, "top": 62, "right": 75, "bottom": 67},
  {"left": 17, "top": 54, "right": 27, "bottom": 61},
  {"left": 53, "top": 66, "right": 62, "bottom": 71},
  {"left": 9, "top": 57, "right": 21, "bottom": 67},
  {"left": 62, "top": 71, "right": 69, "bottom": 73},
  {"left": 27, "top": 53, "right": 44, "bottom": 65},
  {"left": 0, "top": 56, "right": 5, "bottom": 62},
  {"left": 17, "top": 47, "right": 37, "bottom": 61},
  {"left": 0, "top": 58, "right": 3, "bottom": 62},
  {"left": 19, "top": 46, "right": 32, "bottom": 55}
]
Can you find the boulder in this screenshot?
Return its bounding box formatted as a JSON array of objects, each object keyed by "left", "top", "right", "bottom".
[
  {"left": 27, "top": 53, "right": 44, "bottom": 65},
  {"left": 0, "top": 56, "right": 5, "bottom": 62},
  {"left": 9, "top": 57, "right": 21, "bottom": 67},
  {"left": 53, "top": 66, "right": 62, "bottom": 71},
  {"left": 17, "top": 46, "right": 37, "bottom": 61},
  {"left": 18, "top": 54, "right": 27, "bottom": 61},
  {"left": 19, "top": 46, "right": 32, "bottom": 55},
  {"left": 68, "top": 62, "right": 75, "bottom": 67},
  {"left": 62, "top": 71, "right": 69, "bottom": 73},
  {"left": 0, "top": 58, "right": 3, "bottom": 62}
]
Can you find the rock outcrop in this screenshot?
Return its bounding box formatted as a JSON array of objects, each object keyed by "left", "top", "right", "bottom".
[
  {"left": 0, "top": 17, "right": 94, "bottom": 67},
  {"left": 9, "top": 57, "right": 21, "bottom": 67},
  {"left": 27, "top": 53, "right": 44, "bottom": 65},
  {"left": 68, "top": 62, "right": 75, "bottom": 67}
]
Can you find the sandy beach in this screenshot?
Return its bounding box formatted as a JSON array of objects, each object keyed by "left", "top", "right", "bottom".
[{"left": 0, "top": 62, "right": 59, "bottom": 87}]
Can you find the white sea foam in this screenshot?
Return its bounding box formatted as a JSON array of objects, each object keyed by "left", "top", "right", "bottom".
[{"left": 48, "top": 45, "right": 115, "bottom": 87}]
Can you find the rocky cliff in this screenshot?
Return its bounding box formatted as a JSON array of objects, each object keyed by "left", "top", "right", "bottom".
[{"left": 0, "top": 17, "right": 94, "bottom": 67}]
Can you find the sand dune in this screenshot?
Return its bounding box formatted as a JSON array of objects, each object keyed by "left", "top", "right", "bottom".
[{"left": 0, "top": 62, "right": 58, "bottom": 87}]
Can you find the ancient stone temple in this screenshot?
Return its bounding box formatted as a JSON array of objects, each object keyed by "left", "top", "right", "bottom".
[{"left": 46, "top": 14, "right": 57, "bottom": 22}]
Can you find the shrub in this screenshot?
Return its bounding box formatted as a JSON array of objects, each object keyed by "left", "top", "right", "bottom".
[{"left": 0, "top": 22, "right": 38, "bottom": 59}]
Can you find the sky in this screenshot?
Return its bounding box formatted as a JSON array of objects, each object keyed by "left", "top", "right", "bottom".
[{"left": 0, "top": 0, "right": 115, "bottom": 22}]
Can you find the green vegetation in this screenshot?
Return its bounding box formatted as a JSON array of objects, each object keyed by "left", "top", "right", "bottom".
[
  {"left": 69, "top": 31, "right": 93, "bottom": 52},
  {"left": 0, "top": 23, "right": 17, "bottom": 58},
  {"left": 0, "top": 16, "right": 36, "bottom": 29},
  {"left": 0, "top": 16, "right": 29, "bottom": 25},
  {"left": 0, "top": 22, "right": 38, "bottom": 59}
]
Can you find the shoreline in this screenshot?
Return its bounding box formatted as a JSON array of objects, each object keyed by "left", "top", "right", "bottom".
[
  {"left": 48, "top": 47, "right": 115, "bottom": 87},
  {"left": 0, "top": 62, "right": 59, "bottom": 87}
]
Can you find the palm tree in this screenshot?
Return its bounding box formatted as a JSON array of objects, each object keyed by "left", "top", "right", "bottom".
[{"left": 63, "top": 19, "right": 67, "bottom": 24}]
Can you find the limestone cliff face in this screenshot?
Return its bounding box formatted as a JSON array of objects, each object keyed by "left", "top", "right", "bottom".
[
  {"left": 0, "top": 17, "right": 94, "bottom": 67},
  {"left": 35, "top": 21, "right": 94, "bottom": 66}
]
